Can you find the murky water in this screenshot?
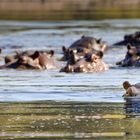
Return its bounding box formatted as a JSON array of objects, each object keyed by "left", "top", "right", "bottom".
[
  {"left": 0, "top": 19, "right": 140, "bottom": 139},
  {"left": 1, "top": 101, "right": 140, "bottom": 140}
]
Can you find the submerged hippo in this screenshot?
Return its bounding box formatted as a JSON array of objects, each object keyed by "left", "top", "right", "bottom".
[
  {"left": 116, "top": 44, "right": 140, "bottom": 67},
  {"left": 114, "top": 31, "right": 140, "bottom": 46},
  {"left": 61, "top": 36, "right": 108, "bottom": 61},
  {"left": 123, "top": 81, "right": 140, "bottom": 97},
  {"left": 69, "top": 36, "right": 108, "bottom": 51},
  {"left": 0, "top": 50, "right": 57, "bottom": 70},
  {"left": 60, "top": 50, "right": 108, "bottom": 73}
]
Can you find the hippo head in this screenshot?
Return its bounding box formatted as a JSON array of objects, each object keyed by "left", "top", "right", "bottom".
[
  {"left": 127, "top": 44, "right": 140, "bottom": 64},
  {"left": 95, "top": 38, "right": 108, "bottom": 52},
  {"left": 80, "top": 36, "right": 108, "bottom": 52},
  {"left": 83, "top": 37, "right": 108, "bottom": 53},
  {"left": 122, "top": 81, "right": 136, "bottom": 97},
  {"left": 127, "top": 44, "right": 138, "bottom": 56},
  {"left": 85, "top": 51, "right": 103, "bottom": 63},
  {"left": 61, "top": 46, "right": 71, "bottom": 61},
  {"left": 38, "top": 50, "right": 56, "bottom": 69},
  {"left": 123, "top": 32, "right": 140, "bottom": 46},
  {"left": 18, "top": 50, "right": 55, "bottom": 69},
  {"left": 91, "top": 51, "right": 103, "bottom": 63},
  {"left": 46, "top": 50, "right": 54, "bottom": 57},
  {"left": 116, "top": 44, "right": 140, "bottom": 67},
  {"left": 67, "top": 50, "right": 80, "bottom": 65},
  {"left": 17, "top": 51, "right": 40, "bottom": 69},
  {"left": 61, "top": 46, "right": 82, "bottom": 61}
]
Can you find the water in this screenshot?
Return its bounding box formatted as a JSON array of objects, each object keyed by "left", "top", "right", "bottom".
[
  {"left": 0, "top": 19, "right": 140, "bottom": 139},
  {"left": 0, "top": 101, "right": 140, "bottom": 140}
]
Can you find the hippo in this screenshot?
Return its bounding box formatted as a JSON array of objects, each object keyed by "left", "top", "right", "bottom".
[
  {"left": 69, "top": 36, "right": 108, "bottom": 51},
  {"left": 123, "top": 81, "right": 140, "bottom": 97},
  {"left": 0, "top": 51, "right": 40, "bottom": 69},
  {"left": 0, "top": 50, "right": 57, "bottom": 70},
  {"left": 114, "top": 31, "right": 140, "bottom": 46},
  {"left": 37, "top": 50, "right": 56, "bottom": 69},
  {"left": 4, "top": 50, "right": 38, "bottom": 64},
  {"left": 60, "top": 50, "right": 108, "bottom": 73},
  {"left": 116, "top": 44, "right": 140, "bottom": 67},
  {"left": 5, "top": 51, "right": 20, "bottom": 64},
  {"left": 61, "top": 36, "right": 108, "bottom": 61}
]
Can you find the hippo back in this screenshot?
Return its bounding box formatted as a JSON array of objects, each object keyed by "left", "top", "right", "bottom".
[
  {"left": 70, "top": 36, "right": 107, "bottom": 52},
  {"left": 70, "top": 36, "right": 96, "bottom": 49}
]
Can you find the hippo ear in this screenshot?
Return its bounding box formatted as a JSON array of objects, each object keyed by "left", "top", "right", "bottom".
[
  {"left": 49, "top": 50, "right": 54, "bottom": 56},
  {"left": 96, "top": 51, "right": 103, "bottom": 59},
  {"left": 31, "top": 51, "right": 40, "bottom": 60},
  {"left": 96, "top": 38, "right": 102, "bottom": 44},
  {"left": 101, "top": 44, "right": 107, "bottom": 52},
  {"left": 123, "top": 81, "right": 131, "bottom": 90},
  {"left": 15, "top": 50, "right": 20, "bottom": 56},
  {"left": 85, "top": 53, "right": 92, "bottom": 62},
  {"left": 124, "top": 35, "right": 129, "bottom": 40},
  {"left": 69, "top": 50, "right": 74, "bottom": 55},
  {"left": 62, "top": 46, "right": 66, "bottom": 52},
  {"left": 81, "top": 35, "right": 85, "bottom": 39},
  {"left": 14, "top": 50, "right": 21, "bottom": 59},
  {"left": 127, "top": 44, "right": 132, "bottom": 50}
]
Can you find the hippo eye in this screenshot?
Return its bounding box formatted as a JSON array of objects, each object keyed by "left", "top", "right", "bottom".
[
  {"left": 96, "top": 38, "right": 102, "bottom": 44},
  {"left": 127, "top": 44, "right": 132, "bottom": 50}
]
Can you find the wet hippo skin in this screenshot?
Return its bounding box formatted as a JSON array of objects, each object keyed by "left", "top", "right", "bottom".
[
  {"left": 116, "top": 44, "right": 140, "bottom": 67},
  {"left": 0, "top": 50, "right": 57, "bottom": 70},
  {"left": 61, "top": 36, "right": 108, "bottom": 61},
  {"left": 114, "top": 31, "right": 140, "bottom": 46}
]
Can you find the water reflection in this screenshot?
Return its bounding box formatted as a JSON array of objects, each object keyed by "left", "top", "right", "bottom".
[
  {"left": 125, "top": 98, "right": 140, "bottom": 118},
  {"left": 0, "top": 101, "right": 140, "bottom": 139},
  {"left": 0, "top": 101, "right": 129, "bottom": 140}
]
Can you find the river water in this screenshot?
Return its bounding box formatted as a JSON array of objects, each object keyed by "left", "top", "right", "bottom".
[{"left": 0, "top": 19, "right": 140, "bottom": 139}]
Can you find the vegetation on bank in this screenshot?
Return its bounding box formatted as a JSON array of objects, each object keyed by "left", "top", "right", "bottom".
[
  {"left": 0, "top": 0, "right": 140, "bottom": 20},
  {"left": 0, "top": 9, "right": 140, "bottom": 21}
]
